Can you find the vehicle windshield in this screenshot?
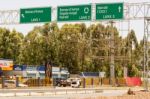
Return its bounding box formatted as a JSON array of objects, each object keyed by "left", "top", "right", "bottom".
[{"left": 72, "top": 81, "right": 77, "bottom": 84}]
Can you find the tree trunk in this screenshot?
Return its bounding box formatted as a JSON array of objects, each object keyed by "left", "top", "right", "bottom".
[{"left": 45, "top": 60, "right": 52, "bottom": 78}]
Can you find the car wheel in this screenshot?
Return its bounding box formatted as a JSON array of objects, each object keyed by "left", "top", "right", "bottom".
[{"left": 63, "top": 85, "right": 66, "bottom": 87}]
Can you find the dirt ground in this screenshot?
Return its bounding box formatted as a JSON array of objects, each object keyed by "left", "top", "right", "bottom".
[{"left": 80, "top": 91, "right": 150, "bottom": 99}]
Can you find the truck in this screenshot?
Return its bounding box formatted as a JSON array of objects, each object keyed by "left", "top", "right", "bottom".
[{"left": 52, "top": 67, "right": 70, "bottom": 87}]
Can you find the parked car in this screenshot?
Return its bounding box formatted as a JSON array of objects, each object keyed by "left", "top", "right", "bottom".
[
  {"left": 5, "top": 80, "right": 28, "bottom": 88},
  {"left": 4, "top": 80, "right": 16, "bottom": 88}
]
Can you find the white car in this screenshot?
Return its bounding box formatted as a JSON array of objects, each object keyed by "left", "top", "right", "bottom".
[
  {"left": 67, "top": 78, "right": 81, "bottom": 86},
  {"left": 5, "top": 80, "right": 28, "bottom": 87},
  {"left": 71, "top": 80, "right": 81, "bottom": 88}
]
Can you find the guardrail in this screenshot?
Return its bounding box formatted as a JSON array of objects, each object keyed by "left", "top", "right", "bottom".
[{"left": 0, "top": 88, "right": 103, "bottom": 96}]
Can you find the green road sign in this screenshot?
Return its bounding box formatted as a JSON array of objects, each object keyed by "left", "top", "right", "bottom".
[
  {"left": 20, "top": 7, "right": 51, "bottom": 23},
  {"left": 57, "top": 5, "right": 91, "bottom": 21},
  {"left": 96, "top": 3, "right": 124, "bottom": 20}
]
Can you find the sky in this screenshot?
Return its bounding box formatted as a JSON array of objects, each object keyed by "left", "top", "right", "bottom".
[{"left": 0, "top": 0, "right": 149, "bottom": 41}]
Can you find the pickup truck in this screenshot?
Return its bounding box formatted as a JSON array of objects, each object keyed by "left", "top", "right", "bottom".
[{"left": 53, "top": 78, "right": 68, "bottom": 87}]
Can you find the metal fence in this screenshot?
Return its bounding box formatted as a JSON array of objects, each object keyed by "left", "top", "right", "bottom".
[
  {"left": 0, "top": 76, "right": 52, "bottom": 88},
  {"left": 24, "top": 78, "right": 52, "bottom": 87},
  {"left": 80, "top": 78, "right": 127, "bottom": 88}
]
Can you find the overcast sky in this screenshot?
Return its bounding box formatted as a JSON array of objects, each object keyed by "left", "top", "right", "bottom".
[{"left": 0, "top": 0, "right": 149, "bottom": 41}]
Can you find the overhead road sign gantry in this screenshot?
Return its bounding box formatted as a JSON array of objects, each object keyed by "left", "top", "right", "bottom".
[
  {"left": 96, "top": 3, "right": 124, "bottom": 20},
  {"left": 20, "top": 7, "right": 51, "bottom": 23},
  {"left": 57, "top": 5, "right": 91, "bottom": 21}
]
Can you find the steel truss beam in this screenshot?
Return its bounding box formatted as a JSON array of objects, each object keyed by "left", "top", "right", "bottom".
[
  {"left": 124, "top": 2, "right": 150, "bottom": 20},
  {"left": 0, "top": 3, "right": 149, "bottom": 25},
  {"left": 0, "top": 10, "right": 19, "bottom": 25}
]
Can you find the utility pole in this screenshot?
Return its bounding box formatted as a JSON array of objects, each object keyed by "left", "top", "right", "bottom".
[
  {"left": 109, "top": 21, "right": 115, "bottom": 86},
  {"left": 144, "top": 17, "right": 150, "bottom": 91}
]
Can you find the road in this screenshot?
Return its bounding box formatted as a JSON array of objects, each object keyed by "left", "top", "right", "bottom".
[
  {"left": 0, "top": 87, "right": 104, "bottom": 97},
  {"left": 0, "top": 96, "right": 67, "bottom": 99},
  {"left": 0, "top": 87, "right": 102, "bottom": 93},
  {"left": 0, "top": 90, "right": 127, "bottom": 99},
  {"left": 0, "top": 86, "right": 142, "bottom": 98},
  {"left": 0, "top": 89, "right": 128, "bottom": 99}
]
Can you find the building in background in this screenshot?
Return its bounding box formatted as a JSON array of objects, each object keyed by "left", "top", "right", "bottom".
[
  {"left": 4, "top": 65, "right": 70, "bottom": 79},
  {"left": 0, "top": 59, "right": 13, "bottom": 76},
  {"left": 0, "top": 59, "right": 13, "bottom": 71},
  {"left": 37, "top": 66, "right": 45, "bottom": 79},
  {"left": 52, "top": 67, "right": 70, "bottom": 79}
]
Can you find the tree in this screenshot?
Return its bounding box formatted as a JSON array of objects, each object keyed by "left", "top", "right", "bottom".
[
  {"left": 125, "top": 30, "right": 138, "bottom": 64},
  {"left": 0, "top": 28, "right": 23, "bottom": 64},
  {"left": 0, "top": 23, "right": 143, "bottom": 77},
  {"left": 41, "top": 23, "right": 60, "bottom": 77},
  {"left": 128, "top": 64, "right": 140, "bottom": 77},
  {"left": 58, "top": 24, "right": 81, "bottom": 73}
]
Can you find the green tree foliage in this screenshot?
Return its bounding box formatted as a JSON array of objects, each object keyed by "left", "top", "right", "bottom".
[
  {"left": 0, "top": 23, "right": 142, "bottom": 77},
  {"left": 128, "top": 64, "right": 140, "bottom": 77},
  {"left": 0, "top": 28, "right": 23, "bottom": 64}
]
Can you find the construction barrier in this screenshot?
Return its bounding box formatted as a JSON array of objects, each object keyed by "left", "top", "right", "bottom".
[
  {"left": 81, "top": 77, "right": 141, "bottom": 87},
  {"left": 93, "top": 78, "right": 100, "bottom": 86},
  {"left": 24, "top": 78, "right": 52, "bottom": 87},
  {"left": 125, "top": 77, "right": 142, "bottom": 86},
  {"left": 116, "top": 78, "right": 126, "bottom": 86},
  {"left": 85, "top": 78, "right": 92, "bottom": 87},
  {"left": 0, "top": 76, "right": 142, "bottom": 88},
  {"left": 22, "top": 77, "right": 142, "bottom": 87},
  {"left": 102, "top": 78, "right": 110, "bottom": 85}
]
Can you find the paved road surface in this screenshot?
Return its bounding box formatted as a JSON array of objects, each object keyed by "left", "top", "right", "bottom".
[
  {"left": 100, "top": 90, "right": 127, "bottom": 96},
  {"left": 0, "top": 93, "right": 102, "bottom": 99},
  {"left": 0, "top": 87, "right": 103, "bottom": 97},
  {"left": 0, "top": 87, "right": 102, "bottom": 93},
  {"left": 0, "top": 90, "right": 127, "bottom": 99}
]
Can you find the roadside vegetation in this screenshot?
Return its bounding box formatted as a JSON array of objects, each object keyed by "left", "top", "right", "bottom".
[{"left": 0, "top": 23, "right": 144, "bottom": 77}]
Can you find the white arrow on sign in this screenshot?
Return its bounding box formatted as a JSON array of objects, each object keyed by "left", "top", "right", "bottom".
[
  {"left": 21, "top": 14, "right": 25, "bottom": 18},
  {"left": 84, "top": 7, "right": 89, "bottom": 14},
  {"left": 118, "top": 6, "right": 121, "bottom": 13}
]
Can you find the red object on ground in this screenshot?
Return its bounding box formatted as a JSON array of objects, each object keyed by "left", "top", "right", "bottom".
[{"left": 126, "top": 77, "right": 142, "bottom": 86}]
